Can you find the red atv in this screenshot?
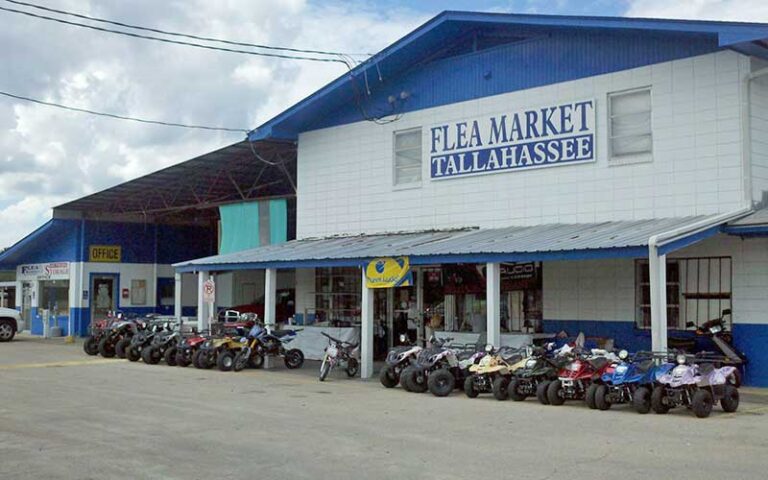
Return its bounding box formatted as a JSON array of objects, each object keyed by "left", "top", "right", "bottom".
[{"left": 546, "top": 352, "right": 616, "bottom": 406}]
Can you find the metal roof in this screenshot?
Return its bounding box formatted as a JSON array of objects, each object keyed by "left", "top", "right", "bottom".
[
  {"left": 175, "top": 216, "right": 718, "bottom": 272},
  {"left": 727, "top": 207, "right": 768, "bottom": 226},
  {"left": 54, "top": 140, "right": 296, "bottom": 222}
]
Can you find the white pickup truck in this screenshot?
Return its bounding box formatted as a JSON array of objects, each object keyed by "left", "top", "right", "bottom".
[{"left": 0, "top": 307, "right": 22, "bottom": 342}]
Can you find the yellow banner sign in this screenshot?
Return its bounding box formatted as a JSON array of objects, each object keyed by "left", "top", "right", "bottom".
[
  {"left": 365, "top": 257, "right": 412, "bottom": 288},
  {"left": 89, "top": 245, "right": 122, "bottom": 263}
]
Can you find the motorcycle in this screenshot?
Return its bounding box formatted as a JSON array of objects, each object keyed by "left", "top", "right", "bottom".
[
  {"left": 464, "top": 345, "right": 525, "bottom": 398},
  {"left": 379, "top": 333, "right": 423, "bottom": 389},
  {"left": 233, "top": 325, "right": 304, "bottom": 372},
  {"left": 546, "top": 349, "right": 618, "bottom": 406},
  {"left": 319, "top": 332, "right": 359, "bottom": 381},
  {"left": 651, "top": 353, "right": 740, "bottom": 418},
  {"left": 590, "top": 350, "right": 674, "bottom": 413}
]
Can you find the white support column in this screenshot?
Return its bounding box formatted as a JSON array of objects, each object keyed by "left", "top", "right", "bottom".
[
  {"left": 174, "top": 272, "right": 182, "bottom": 322},
  {"left": 361, "top": 268, "right": 374, "bottom": 379},
  {"left": 415, "top": 267, "right": 424, "bottom": 345},
  {"left": 197, "top": 271, "right": 206, "bottom": 333},
  {"left": 207, "top": 273, "right": 216, "bottom": 328},
  {"left": 486, "top": 262, "right": 501, "bottom": 348},
  {"left": 649, "top": 249, "right": 668, "bottom": 353},
  {"left": 264, "top": 268, "right": 277, "bottom": 331},
  {"left": 386, "top": 287, "right": 394, "bottom": 348}
]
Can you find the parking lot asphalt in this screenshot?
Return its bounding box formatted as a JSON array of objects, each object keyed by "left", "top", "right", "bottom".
[{"left": 2, "top": 335, "right": 768, "bottom": 480}]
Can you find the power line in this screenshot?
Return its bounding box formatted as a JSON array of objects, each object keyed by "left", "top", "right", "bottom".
[
  {"left": 0, "top": 90, "right": 249, "bottom": 133},
  {"left": 3, "top": 0, "right": 371, "bottom": 58},
  {"left": 0, "top": 4, "right": 348, "bottom": 64}
]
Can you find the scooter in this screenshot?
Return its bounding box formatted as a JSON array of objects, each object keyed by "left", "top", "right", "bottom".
[
  {"left": 652, "top": 353, "right": 740, "bottom": 418},
  {"left": 380, "top": 333, "right": 423, "bottom": 389},
  {"left": 591, "top": 350, "right": 674, "bottom": 413},
  {"left": 319, "top": 332, "right": 359, "bottom": 381}
]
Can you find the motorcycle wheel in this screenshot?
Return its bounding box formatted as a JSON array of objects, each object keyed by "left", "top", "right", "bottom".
[
  {"left": 233, "top": 351, "right": 249, "bottom": 372},
  {"left": 463, "top": 376, "right": 479, "bottom": 398},
  {"left": 585, "top": 383, "right": 599, "bottom": 409},
  {"left": 493, "top": 376, "right": 511, "bottom": 401},
  {"left": 379, "top": 366, "right": 399, "bottom": 388},
  {"left": 142, "top": 346, "right": 162, "bottom": 365},
  {"left": 536, "top": 381, "right": 551, "bottom": 405},
  {"left": 633, "top": 386, "right": 652, "bottom": 414},
  {"left": 251, "top": 353, "right": 265, "bottom": 369},
  {"left": 176, "top": 351, "right": 191, "bottom": 368},
  {"left": 319, "top": 358, "right": 331, "bottom": 381},
  {"left": 651, "top": 385, "right": 670, "bottom": 414},
  {"left": 83, "top": 336, "right": 99, "bottom": 356},
  {"left": 507, "top": 378, "right": 527, "bottom": 402},
  {"left": 115, "top": 338, "right": 130, "bottom": 359},
  {"left": 164, "top": 346, "right": 178, "bottom": 367},
  {"left": 97, "top": 337, "right": 116, "bottom": 358},
  {"left": 126, "top": 346, "right": 141, "bottom": 362},
  {"left": 720, "top": 385, "right": 739, "bottom": 413},
  {"left": 346, "top": 358, "right": 359, "bottom": 377},
  {"left": 217, "top": 351, "right": 235, "bottom": 372},
  {"left": 692, "top": 389, "right": 714, "bottom": 418},
  {"left": 547, "top": 380, "right": 566, "bottom": 406},
  {"left": 284, "top": 349, "right": 305, "bottom": 369},
  {"left": 427, "top": 369, "right": 455, "bottom": 397},
  {"left": 595, "top": 385, "right": 611, "bottom": 411}
]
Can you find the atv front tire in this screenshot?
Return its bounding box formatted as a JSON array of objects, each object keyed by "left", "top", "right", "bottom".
[
  {"left": 692, "top": 389, "right": 714, "bottom": 418},
  {"left": 217, "top": 351, "right": 235, "bottom": 372},
  {"left": 464, "top": 376, "right": 479, "bottom": 398},
  {"left": 651, "top": 386, "right": 670, "bottom": 414},
  {"left": 428, "top": 369, "right": 455, "bottom": 397},
  {"left": 402, "top": 367, "right": 427, "bottom": 393},
  {"left": 493, "top": 376, "right": 511, "bottom": 401},
  {"left": 720, "top": 385, "right": 739, "bottom": 413},
  {"left": 585, "top": 383, "right": 599, "bottom": 409},
  {"left": 536, "top": 380, "right": 551, "bottom": 405},
  {"left": 379, "top": 366, "right": 399, "bottom": 388},
  {"left": 507, "top": 378, "right": 527, "bottom": 402},
  {"left": 176, "top": 351, "right": 192, "bottom": 368},
  {"left": 126, "top": 346, "right": 141, "bottom": 362},
  {"left": 595, "top": 385, "right": 611, "bottom": 411},
  {"left": 97, "top": 337, "right": 116, "bottom": 358},
  {"left": 115, "top": 338, "right": 130, "bottom": 359},
  {"left": 142, "top": 346, "right": 162, "bottom": 365},
  {"left": 547, "top": 380, "right": 565, "bottom": 406},
  {"left": 83, "top": 336, "right": 99, "bottom": 356},
  {"left": 633, "top": 386, "right": 652, "bottom": 414},
  {"left": 164, "top": 346, "right": 178, "bottom": 366}
]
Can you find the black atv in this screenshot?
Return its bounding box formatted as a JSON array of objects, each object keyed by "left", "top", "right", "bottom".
[
  {"left": 500, "top": 348, "right": 569, "bottom": 403},
  {"left": 141, "top": 328, "right": 181, "bottom": 365},
  {"left": 379, "top": 334, "right": 422, "bottom": 388}
]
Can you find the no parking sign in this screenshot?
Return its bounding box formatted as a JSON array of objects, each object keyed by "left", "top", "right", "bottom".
[{"left": 203, "top": 279, "right": 216, "bottom": 303}]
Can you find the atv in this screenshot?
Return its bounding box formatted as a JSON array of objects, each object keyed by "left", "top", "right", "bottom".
[
  {"left": 174, "top": 334, "right": 209, "bottom": 367},
  {"left": 124, "top": 321, "right": 167, "bottom": 362},
  {"left": 379, "top": 334, "right": 423, "bottom": 389},
  {"left": 651, "top": 353, "right": 740, "bottom": 418},
  {"left": 141, "top": 327, "right": 182, "bottom": 365},
  {"left": 83, "top": 317, "right": 115, "bottom": 356},
  {"left": 401, "top": 336, "right": 485, "bottom": 397},
  {"left": 546, "top": 349, "right": 617, "bottom": 406},
  {"left": 97, "top": 314, "right": 149, "bottom": 358},
  {"left": 464, "top": 345, "right": 525, "bottom": 398},
  {"left": 501, "top": 345, "right": 570, "bottom": 403},
  {"left": 591, "top": 351, "right": 674, "bottom": 413}
]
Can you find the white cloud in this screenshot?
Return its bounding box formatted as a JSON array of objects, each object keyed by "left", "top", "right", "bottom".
[
  {"left": 626, "top": 0, "right": 768, "bottom": 21},
  {"left": 0, "top": 0, "right": 423, "bottom": 248}
]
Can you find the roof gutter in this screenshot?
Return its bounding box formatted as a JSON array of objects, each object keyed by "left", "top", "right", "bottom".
[{"left": 648, "top": 207, "right": 752, "bottom": 257}]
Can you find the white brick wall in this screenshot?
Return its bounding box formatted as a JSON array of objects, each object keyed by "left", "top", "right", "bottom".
[
  {"left": 751, "top": 58, "right": 768, "bottom": 204},
  {"left": 297, "top": 51, "right": 751, "bottom": 239}
]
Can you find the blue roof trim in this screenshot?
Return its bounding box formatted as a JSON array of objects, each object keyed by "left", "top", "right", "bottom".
[
  {"left": 722, "top": 225, "right": 768, "bottom": 236},
  {"left": 0, "top": 219, "right": 80, "bottom": 269},
  {"left": 174, "top": 246, "right": 648, "bottom": 273},
  {"left": 248, "top": 11, "right": 768, "bottom": 142},
  {"left": 657, "top": 225, "right": 722, "bottom": 256},
  {"left": 0, "top": 220, "right": 55, "bottom": 268}
]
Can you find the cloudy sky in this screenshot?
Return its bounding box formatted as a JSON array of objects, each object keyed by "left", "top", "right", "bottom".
[{"left": 1, "top": 0, "right": 767, "bottom": 248}]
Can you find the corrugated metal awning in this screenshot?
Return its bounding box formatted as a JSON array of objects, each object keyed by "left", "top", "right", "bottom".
[
  {"left": 175, "top": 216, "right": 722, "bottom": 272},
  {"left": 723, "top": 207, "right": 768, "bottom": 236}
]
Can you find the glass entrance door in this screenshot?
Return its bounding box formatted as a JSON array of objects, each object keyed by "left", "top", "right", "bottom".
[{"left": 91, "top": 275, "right": 118, "bottom": 322}]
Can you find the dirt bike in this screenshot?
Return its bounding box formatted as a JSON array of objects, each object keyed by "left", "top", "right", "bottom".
[
  {"left": 464, "top": 345, "right": 525, "bottom": 398},
  {"left": 651, "top": 353, "right": 740, "bottom": 418},
  {"left": 319, "top": 332, "right": 359, "bottom": 381},
  {"left": 380, "top": 334, "right": 423, "bottom": 389},
  {"left": 233, "top": 325, "right": 304, "bottom": 372}
]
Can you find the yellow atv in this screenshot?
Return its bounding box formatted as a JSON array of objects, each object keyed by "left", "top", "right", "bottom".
[
  {"left": 193, "top": 336, "right": 244, "bottom": 371},
  {"left": 464, "top": 345, "right": 525, "bottom": 398}
]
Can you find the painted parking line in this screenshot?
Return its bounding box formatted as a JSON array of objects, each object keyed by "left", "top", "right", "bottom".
[{"left": 0, "top": 359, "right": 120, "bottom": 370}]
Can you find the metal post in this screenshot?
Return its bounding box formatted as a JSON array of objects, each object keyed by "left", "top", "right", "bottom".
[
  {"left": 415, "top": 267, "right": 424, "bottom": 345},
  {"left": 486, "top": 262, "right": 501, "bottom": 347},
  {"left": 174, "top": 272, "right": 182, "bottom": 322},
  {"left": 264, "top": 268, "right": 277, "bottom": 331},
  {"left": 649, "top": 249, "right": 668, "bottom": 353},
  {"left": 361, "top": 268, "right": 374, "bottom": 379},
  {"left": 197, "top": 271, "right": 205, "bottom": 333},
  {"left": 386, "top": 287, "right": 394, "bottom": 348},
  {"left": 207, "top": 274, "right": 216, "bottom": 329}
]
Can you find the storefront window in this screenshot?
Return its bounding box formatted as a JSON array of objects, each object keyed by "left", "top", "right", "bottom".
[
  {"left": 635, "top": 257, "right": 731, "bottom": 330},
  {"left": 39, "top": 280, "right": 69, "bottom": 316},
  {"left": 313, "top": 267, "right": 361, "bottom": 326}
]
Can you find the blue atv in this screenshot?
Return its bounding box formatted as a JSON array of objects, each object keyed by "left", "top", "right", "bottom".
[{"left": 592, "top": 350, "right": 674, "bottom": 413}]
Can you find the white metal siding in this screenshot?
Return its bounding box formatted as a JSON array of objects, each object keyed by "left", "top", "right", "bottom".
[{"left": 297, "top": 51, "right": 750, "bottom": 239}]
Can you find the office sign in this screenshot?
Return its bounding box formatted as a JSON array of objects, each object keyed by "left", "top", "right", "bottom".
[
  {"left": 365, "top": 257, "right": 412, "bottom": 288},
  {"left": 89, "top": 245, "right": 122, "bottom": 263},
  {"left": 430, "top": 99, "right": 596, "bottom": 179}
]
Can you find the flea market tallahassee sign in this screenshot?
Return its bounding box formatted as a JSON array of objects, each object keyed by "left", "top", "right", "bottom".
[{"left": 429, "top": 99, "right": 596, "bottom": 179}]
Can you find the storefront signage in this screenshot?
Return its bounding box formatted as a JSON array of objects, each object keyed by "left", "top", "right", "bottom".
[
  {"left": 430, "top": 99, "right": 596, "bottom": 179},
  {"left": 89, "top": 245, "right": 122, "bottom": 263},
  {"left": 18, "top": 262, "right": 70, "bottom": 280},
  {"left": 365, "top": 257, "right": 412, "bottom": 288}
]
